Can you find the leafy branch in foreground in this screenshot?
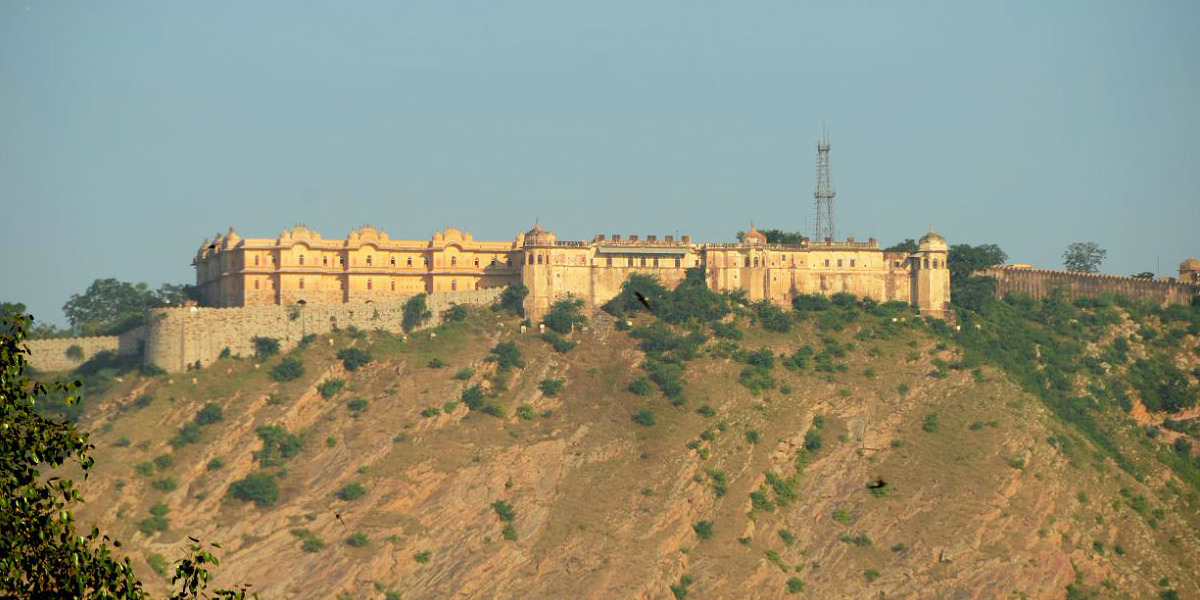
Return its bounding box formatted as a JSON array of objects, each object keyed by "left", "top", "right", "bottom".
[{"left": 0, "top": 309, "right": 254, "bottom": 599}]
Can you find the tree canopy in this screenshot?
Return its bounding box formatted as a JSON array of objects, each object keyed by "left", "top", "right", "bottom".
[
  {"left": 62, "top": 279, "right": 198, "bottom": 336},
  {"left": 1063, "top": 242, "right": 1106, "bottom": 273},
  {"left": 883, "top": 239, "right": 918, "bottom": 253},
  {"left": 734, "top": 229, "right": 805, "bottom": 245}
]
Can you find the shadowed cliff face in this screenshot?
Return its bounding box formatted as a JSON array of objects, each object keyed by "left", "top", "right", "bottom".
[{"left": 64, "top": 308, "right": 1199, "bottom": 600}]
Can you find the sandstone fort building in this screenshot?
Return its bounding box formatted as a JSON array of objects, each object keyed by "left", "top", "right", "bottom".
[{"left": 193, "top": 222, "right": 952, "bottom": 319}]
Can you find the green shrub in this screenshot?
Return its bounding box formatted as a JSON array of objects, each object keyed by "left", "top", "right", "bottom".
[
  {"left": 134, "top": 394, "right": 154, "bottom": 408},
  {"left": 146, "top": 553, "right": 168, "bottom": 578},
  {"left": 922, "top": 412, "right": 939, "bottom": 433},
  {"left": 444, "top": 303, "right": 468, "bottom": 322},
  {"left": 696, "top": 405, "right": 716, "bottom": 417},
  {"left": 832, "top": 508, "right": 853, "bottom": 524},
  {"left": 442, "top": 401, "right": 459, "bottom": 413},
  {"left": 712, "top": 321, "right": 743, "bottom": 340},
  {"left": 346, "top": 398, "right": 368, "bottom": 414},
  {"left": 317, "top": 378, "right": 345, "bottom": 399},
  {"left": 253, "top": 425, "right": 303, "bottom": 466},
  {"left": 838, "top": 533, "right": 872, "bottom": 546},
  {"left": 462, "top": 385, "right": 485, "bottom": 411},
  {"left": 481, "top": 404, "right": 505, "bottom": 418},
  {"left": 271, "top": 357, "right": 305, "bottom": 382},
  {"left": 692, "top": 520, "right": 714, "bottom": 540},
  {"left": 301, "top": 537, "right": 325, "bottom": 552},
  {"left": 170, "top": 423, "right": 202, "bottom": 448},
  {"left": 402, "top": 293, "right": 432, "bottom": 332},
  {"left": 413, "top": 550, "right": 431, "bottom": 563},
  {"left": 864, "top": 569, "right": 880, "bottom": 583},
  {"left": 134, "top": 462, "right": 154, "bottom": 477},
  {"left": 488, "top": 342, "right": 523, "bottom": 372},
  {"left": 745, "top": 430, "right": 761, "bottom": 444},
  {"left": 337, "top": 483, "right": 366, "bottom": 501},
  {"left": 631, "top": 410, "right": 656, "bottom": 427},
  {"left": 453, "top": 367, "right": 475, "bottom": 380},
  {"left": 345, "top": 533, "right": 369, "bottom": 547},
  {"left": 502, "top": 524, "right": 518, "bottom": 541},
  {"left": 137, "top": 515, "right": 169, "bottom": 536},
  {"left": 149, "top": 502, "right": 169, "bottom": 517},
  {"left": 195, "top": 403, "right": 223, "bottom": 426},
  {"left": 493, "top": 284, "right": 528, "bottom": 317},
  {"left": 785, "top": 577, "right": 805, "bottom": 593},
  {"left": 229, "top": 471, "right": 280, "bottom": 507},
  {"left": 749, "top": 488, "right": 774, "bottom": 512},
  {"left": 778, "top": 529, "right": 795, "bottom": 545},
  {"left": 516, "top": 405, "right": 535, "bottom": 420},
  {"left": 427, "top": 358, "right": 445, "bottom": 369},
  {"left": 420, "top": 406, "right": 441, "bottom": 418},
  {"left": 538, "top": 379, "right": 564, "bottom": 397},
  {"left": 252, "top": 336, "right": 280, "bottom": 359},
  {"left": 153, "top": 454, "right": 173, "bottom": 470},
  {"left": 206, "top": 457, "right": 225, "bottom": 471},
  {"left": 151, "top": 478, "right": 176, "bottom": 492},
  {"left": 491, "top": 500, "right": 516, "bottom": 522},
  {"left": 337, "top": 347, "right": 372, "bottom": 371},
  {"left": 541, "top": 331, "right": 577, "bottom": 353},
  {"left": 804, "top": 430, "right": 823, "bottom": 452},
  {"left": 628, "top": 377, "right": 653, "bottom": 396},
  {"left": 897, "top": 383, "right": 910, "bottom": 396},
  {"left": 114, "top": 437, "right": 130, "bottom": 448}
]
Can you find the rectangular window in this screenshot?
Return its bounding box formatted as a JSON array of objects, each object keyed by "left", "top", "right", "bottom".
[
  {"left": 254, "top": 256, "right": 260, "bottom": 266},
  {"left": 407, "top": 257, "right": 412, "bottom": 267},
  {"left": 837, "top": 259, "right": 843, "bottom": 267},
  {"left": 298, "top": 277, "right": 304, "bottom": 290},
  {"left": 627, "top": 257, "right": 633, "bottom": 266},
  {"left": 824, "top": 259, "right": 830, "bottom": 267},
  {"left": 606, "top": 257, "right": 612, "bottom": 267},
  {"left": 675, "top": 258, "right": 681, "bottom": 268},
  {"left": 474, "top": 258, "right": 479, "bottom": 267},
  {"left": 323, "top": 256, "right": 328, "bottom": 267},
  {"left": 254, "top": 279, "right": 260, "bottom": 290},
  {"left": 850, "top": 259, "right": 856, "bottom": 267},
  {"left": 653, "top": 258, "right": 659, "bottom": 268},
  {"left": 367, "top": 256, "right": 373, "bottom": 266},
  {"left": 390, "top": 256, "right": 395, "bottom": 266}
]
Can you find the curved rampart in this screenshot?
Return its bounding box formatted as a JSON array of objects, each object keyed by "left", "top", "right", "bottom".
[
  {"left": 144, "top": 288, "right": 503, "bottom": 373},
  {"left": 974, "top": 266, "right": 1198, "bottom": 306}
]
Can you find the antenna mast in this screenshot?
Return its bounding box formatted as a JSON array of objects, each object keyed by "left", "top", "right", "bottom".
[{"left": 814, "top": 128, "right": 836, "bottom": 242}]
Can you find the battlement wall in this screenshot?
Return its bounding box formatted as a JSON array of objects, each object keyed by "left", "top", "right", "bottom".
[
  {"left": 144, "top": 288, "right": 502, "bottom": 372},
  {"left": 25, "top": 326, "right": 148, "bottom": 372},
  {"left": 975, "top": 267, "right": 1198, "bottom": 306}
]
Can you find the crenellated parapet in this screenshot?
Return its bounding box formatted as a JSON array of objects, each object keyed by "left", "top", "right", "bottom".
[{"left": 974, "top": 265, "right": 1199, "bottom": 306}]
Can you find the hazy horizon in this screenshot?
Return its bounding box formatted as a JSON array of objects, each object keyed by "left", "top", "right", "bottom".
[{"left": 3, "top": 1, "right": 1198, "bottom": 327}]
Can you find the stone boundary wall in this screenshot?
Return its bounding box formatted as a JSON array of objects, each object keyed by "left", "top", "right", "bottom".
[
  {"left": 25, "top": 325, "right": 148, "bottom": 372},
  {"left": 975, "top": 267, "right": 1198, "bottom": 306},
  {"left": 144, "top": 288, "right": 503, "bottom": 372}
]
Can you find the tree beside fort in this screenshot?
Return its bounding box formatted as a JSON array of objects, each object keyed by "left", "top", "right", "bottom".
[
  {"left": 59, "top": 279, "right": 199, "bottom": 337},
  {"left": 1062, "top": 242, "right": 1106, "bottom": 273}
]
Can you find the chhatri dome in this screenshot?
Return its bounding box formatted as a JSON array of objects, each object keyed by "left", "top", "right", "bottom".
[
  {"left": 919, "top": 226, "right": 947, "bottom": 251},
  {"left": 743, "top": 223, "right": 767, "bottom": 245},
  {"left": 522, "top": 219, "right": 556, "bottom": 246}
]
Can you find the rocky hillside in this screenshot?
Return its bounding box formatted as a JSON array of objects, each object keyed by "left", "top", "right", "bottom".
[{"left": 51, "top": 295, "right": 1199, "bottom": 599}]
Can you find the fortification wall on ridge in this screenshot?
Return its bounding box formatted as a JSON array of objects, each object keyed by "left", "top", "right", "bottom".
[
  {"left": 975, "top": 267, "right": 1198, "bottom": 306},
  {"left": 25, "top": 325, "right": 148, "bottom": 372},
  {"left": 144, "top": 288, "right": 502, "bottom": 373}
]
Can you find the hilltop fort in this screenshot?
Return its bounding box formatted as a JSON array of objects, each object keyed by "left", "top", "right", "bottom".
[{"left": 192, "top": 222, "right": 952, "bottom": 319}]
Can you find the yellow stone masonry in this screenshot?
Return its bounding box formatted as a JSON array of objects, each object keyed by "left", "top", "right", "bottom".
[{"left": 195, "top": 222, "right": 952, "bottom": 319}]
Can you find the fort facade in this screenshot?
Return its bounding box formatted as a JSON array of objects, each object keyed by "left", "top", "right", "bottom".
[{"left": 194, "top": 222, "right": 952, "bottom": 318}]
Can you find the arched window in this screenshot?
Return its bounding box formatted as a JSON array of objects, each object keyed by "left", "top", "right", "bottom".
[
  {"left": 254, "top": 255, "right": 260, "bottom": 266},
  {"left": 675, "top": 258, "right": 681, "bottom": 268},
  {"left": 451, "top": 256, "right": 457, "bottom": 267},
  {"left": 537, "top": 255, "right": 543, "bottom": 264},
  {"left": 924, "top": 258, "right": 929, "bottom": 269},
  {"left": 299, "top": 255, "right": 305, "bottom": 266},
  {"left": 423, "top": 256, "right": 428, "bottom": 266},
  {"left": 641, "top": 257, "right": 647, "bottom": 267},
  {"left": 627, "top": 257, "right": 633, "bottom": 266},
  {"left": 407, "top": 257, "right": 413, "bottom": 267},
  {"left": 322, "top": 256, "right": 328, "bottom": 266},
  {"left": 367, "top": 255, "right": 373, "bottom": 266},
  {"left": 367, "top": 278, "right": 372, "bottom": 290},
  {"left": 254, "top": 279, "right": 260, "bottom": 290},
  {"left": 653, "top": 258, "right": 660, "bottom": 268},
  {"left": 339, "top": 256, "right": 345, "bottom": 267},
  {"left": 606, "top": 257, "right": 613, "bottom": 267},
  {"left": 390, "top": 256, "right": 395, "bottom": 266},
  {"left": 451, "top": 279, "right": 457, "bottom": 291},
  {"left": 299, "top": 277, "right": 305, "bottom": 290},
  {"left": 474, "top": 257, "right": 479, "bottom": 267},
  {"left": 932, "top": 259, "right": 938, "bottom": 268},
  {"left": 850, "top": 259, "right": 856, "bottom": 268},
  {"left": 824, "top": 259, "right": 830, "bottom": 267},
  {"left": 745, "top": 257, "right": 751, "bottom": 267}
]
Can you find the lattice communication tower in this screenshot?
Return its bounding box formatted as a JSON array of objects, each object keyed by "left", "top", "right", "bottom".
[{"left": 813, "top": 130, "right": 836, "bottom": 242}]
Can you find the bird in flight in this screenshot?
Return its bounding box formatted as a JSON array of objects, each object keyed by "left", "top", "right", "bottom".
[{"left": 635, "top": 291, "right": 652, "bottom": 311}]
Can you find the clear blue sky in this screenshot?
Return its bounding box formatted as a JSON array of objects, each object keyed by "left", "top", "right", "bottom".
[{"left": 2, "top": 1, "right": 1197, "bottom": 326}]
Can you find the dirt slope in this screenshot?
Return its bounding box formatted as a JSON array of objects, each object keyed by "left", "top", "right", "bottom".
[{"left": 64, "top": 309, "right": 1199, "bottom": 599}]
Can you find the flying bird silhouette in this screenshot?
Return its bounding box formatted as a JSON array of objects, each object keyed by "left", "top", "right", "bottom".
[
  {"left": 334, "top": 512, "right": 347, "bottom": 529},
  {"left": 635, "top": 291, "right": 651, "bottom": 311}
]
